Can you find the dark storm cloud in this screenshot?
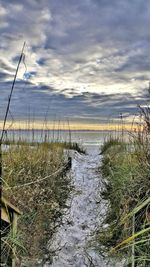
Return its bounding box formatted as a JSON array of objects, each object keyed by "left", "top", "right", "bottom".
[
  {"left": 1, "top": 80, "right": 149, "bottom": 124},
  {"left": 0, "top": 0, "right": 150, "bottom": 123}
]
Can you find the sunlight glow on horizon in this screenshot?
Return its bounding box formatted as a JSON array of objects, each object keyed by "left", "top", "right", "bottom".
[{"left": 0, "top": 120, "right": 138, "bottom": 132}]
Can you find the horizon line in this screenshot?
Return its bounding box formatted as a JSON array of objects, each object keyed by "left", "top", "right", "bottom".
[{"left": 0, "top": 120, "right": 139, "bottom": 131}]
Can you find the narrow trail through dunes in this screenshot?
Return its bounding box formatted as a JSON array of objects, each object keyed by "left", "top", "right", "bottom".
[{"left": 46, "top": 146, "right": 110, "bottom": 267}]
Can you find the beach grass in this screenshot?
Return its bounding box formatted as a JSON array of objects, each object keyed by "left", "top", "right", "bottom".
[
  {"left": 2, "top": 140, "right": 73, "bottom": 266},
  {"left": 96, "top": 105, "right": 150, "bottom": 266}
]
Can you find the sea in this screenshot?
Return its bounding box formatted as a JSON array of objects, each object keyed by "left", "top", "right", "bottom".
[{"left": 2, "top": 129, "right": 121, "bottom": 147}]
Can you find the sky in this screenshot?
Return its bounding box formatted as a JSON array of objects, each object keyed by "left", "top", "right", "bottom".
[{"left": 0, "top": 0, "right": 150, "bottom": 129}]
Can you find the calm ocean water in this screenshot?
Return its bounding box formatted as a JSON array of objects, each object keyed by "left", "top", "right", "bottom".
[{"left": 3, "top": 130, "right": 119, "bottom": 146}]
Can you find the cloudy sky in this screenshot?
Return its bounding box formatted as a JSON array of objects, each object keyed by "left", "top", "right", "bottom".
[{"left": 0, "top": 0, "right": 150, "bottom": 129}]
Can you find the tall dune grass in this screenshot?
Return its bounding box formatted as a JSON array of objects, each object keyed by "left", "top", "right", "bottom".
[
  {"left": 2, "top": 138, "right": 73, "bottom": 266},
  {"left": 96, "top": 102, "right": 150, "bottom": 266}
]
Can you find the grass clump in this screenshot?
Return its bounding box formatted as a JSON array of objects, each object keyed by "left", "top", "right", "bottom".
[
  {"left": 38, "top": 141, "right": 86, "bottom": 154},
  {"left": 2, "top": 142, "right": 72, "bottom": 266},
  {"left": 3, "top": 139, "right": 86, "bottom": 154},
  {"left": 96, "top": 112, "right": 150, "bottom": 266},
  {"left": 100, "top": 138, "right": 125, "bottom": 155}
]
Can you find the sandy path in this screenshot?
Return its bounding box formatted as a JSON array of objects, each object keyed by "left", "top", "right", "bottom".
[{"left": 47, "top": 146, "right": 109, "bottom": 267}]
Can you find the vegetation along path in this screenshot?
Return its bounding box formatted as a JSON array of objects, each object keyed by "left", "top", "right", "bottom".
[{"left": 46, "top": 146, "right": 109, "bottom": 267}]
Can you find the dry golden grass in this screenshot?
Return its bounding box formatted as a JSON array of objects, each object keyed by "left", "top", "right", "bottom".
[{"left": 2, "top": 143, "right": 72, "bottom": 266}]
